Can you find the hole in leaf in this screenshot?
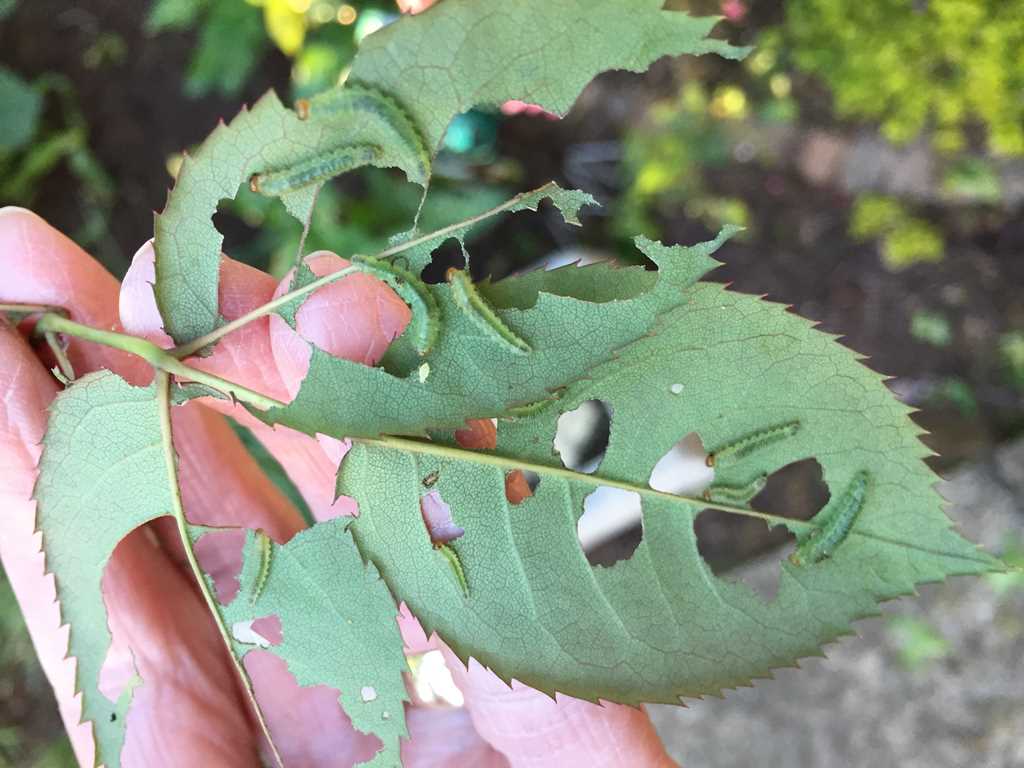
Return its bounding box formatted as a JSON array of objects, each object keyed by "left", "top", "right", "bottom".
[
  {"left": 454, "top": 418, "right": 497, "bottom": 450},
  {"left": 694, "top": 508, "right": 794, "bottom": 602},
  {"left": 554, "top": 400, "right": 611, "bottom": 474},
  {"left": 577, "top": 487, "right": 642, "bottom": 566},
  {"left": 505, "top": 469, "right": 536, "bottom": 504},
  {"left": 192, "top": 527, "right": 247, "bottom": 605},
  {"left": 232, "top": 618, "right": 274, "bottom": 649},
  {"left": 407, "top": 649, "right": 465, "bottom": 707},
  {"left": 244, "top": 650, "right": 384, "bottom": 759},
  {"left": 420, "top": 237, "right": 466, "bottom": 284},
  {"left": 693, "top": 459, "right": 829, "bottom": 601},
  {"left": 751, "top": 458, "right": 830, "bottom": 525},
  {"left": 213, "top": 182, "right": 302, "bottom": 277},
  {"left": 647, "top": 432, "right": 714, "bottom": 497},
  {"left": 420, "top": 490, "right": 464, "bottom": 545}
]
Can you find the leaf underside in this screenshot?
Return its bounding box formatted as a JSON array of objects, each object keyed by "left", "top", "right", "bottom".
[
  {"left": 220, "top": 522, "right": 409, "bottom": 767},
  {"left": 33, "top": 375, "right": 408, "bottom": 766},
  {"left": 331, "top": 240, "right": 997, "bottom": 705},
  {"left": 33, "top": 372, "right": 171, "bottom": 765},
  {"left": 152, "top": 0, "right": 747, "bottom": 347}
]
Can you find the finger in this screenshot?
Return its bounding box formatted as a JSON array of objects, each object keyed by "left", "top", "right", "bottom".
[
  {"left": 154, "top": 401, "right": 306, "bottom": 597},
  {"left": 0, "top": 207, "right": 144, "bottom": 381},
  {"left": 104, "top": 528, "right": 261, "bottom": 767},
  {"left": 120, "top": 245, "right": 410, "bottom": 522},
  {"left": 120, "top": 240, "right": 291, "bottom": 402},
  {"left": 0, "top": 209, "right": 263, "bottom": 764},
  {"left": 244, "top": 650, "right": 385, "bottom": 767},
  {"left": 0, "top": 322, "right": 94, "bottom": 765},
  {"left": 402, "top": 706, "right": 508, "bottom": 768},
  {"left": 269, "top": 251, "right": 411, "bottom": 399},
  {"left": 445, "top": 650, "right": 677, "bottom": 768},
  {"left": 156, "top": 404, "right": 389, "bottom": 765}
]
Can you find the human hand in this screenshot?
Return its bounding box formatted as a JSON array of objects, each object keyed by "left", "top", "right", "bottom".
[{"left": 0, "top": 207, "right": 676, "bottom": 767}]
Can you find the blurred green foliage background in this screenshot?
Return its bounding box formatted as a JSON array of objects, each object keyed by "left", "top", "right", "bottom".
[{"left": 1, "top": 0, "right": 1023, "bottom": 764}]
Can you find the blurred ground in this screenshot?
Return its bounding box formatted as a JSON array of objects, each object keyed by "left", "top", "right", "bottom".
[{"left": 651, "top": 437, "right": 1024, "bottom": 768}]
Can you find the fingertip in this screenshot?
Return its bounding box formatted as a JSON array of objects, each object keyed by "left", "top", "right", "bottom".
[
  {"left": 0, "top": 205, "right": 40, "bottom": 221},
  {"left": 243, "top": 650, "right": 382, "bottom": 766},
  {"left": 0, "top": 206, "right": 134, "bottom": 375},
  {"left": 120, "top": 240, "right": 174, "bottom": 348},
  {"left": 445, "top": 651, "right": 677, "bottom": 768}
]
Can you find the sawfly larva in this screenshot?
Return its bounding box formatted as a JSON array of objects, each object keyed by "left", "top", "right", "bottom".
[
  {"left": 447, "top": 268, "right": 532, "bottom": 354},
  {"left": 504, "top": 393, "right": 561, "bottom": 419},
  {"left": 348, "top": 254, "right": 440, "bottom": 355},
  {"left": 295, "top": 83, "right": 431, "bottom": 184},
  {"left": 703, "top": 474, "right": 767, "bottom": 505},
  {"left": 436, "top": 543, "right": 469, "bottom": 597},
  {"left": 249, "top": 144, "right": 383, "bottom": 198},
  {"left": 251, "top": 530, "right": 273, "bottom": 604},
  {"left": 790, "top": 471, "right": 869, "bottom": 566},
  {"left": 706, "top": 421, "right": 800, "bottom": 467}
]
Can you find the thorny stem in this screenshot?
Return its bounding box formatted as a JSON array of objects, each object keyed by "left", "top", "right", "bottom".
[
  {"left": 155, "top": 372, "right": 284, "bottom": 768},
  {"left": 170, "top": 182, "right": 561, "bottom": 359}
]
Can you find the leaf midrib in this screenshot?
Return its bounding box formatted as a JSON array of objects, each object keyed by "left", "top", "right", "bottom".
[{"left": 363, "top": 434, "right": 997, "bottom": 567}]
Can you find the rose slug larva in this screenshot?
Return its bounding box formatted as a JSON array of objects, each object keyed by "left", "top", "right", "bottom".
[
  {"left": 295, "top": 83, "right": 431, "bottom": 184},
  {"left": 790, "top": 471, "right": 869, "bottom": 566},
  {"left": 706, "top": 421, "right": 800, "bottom": 467},
  {"left": 348, "top": 254, "right": 440, "bottom": 356},
  {"left": 250, "top": 144, "right": 383, "bottom": 197},
  {"left": 447, "top": 268, "right": 532, "bottom": 354},
  {"left": 436, "top": 542, "right": 469, "bottom": 597},
  {"left": 703, "top": 474, "right": 768, "bottom": 505},
  {"left": 251, "top": 530, "right": 273, "bottom": 604}
]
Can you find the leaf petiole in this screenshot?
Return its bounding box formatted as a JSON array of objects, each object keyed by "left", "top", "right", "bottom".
[{"left": 155, "top": 372, "right": 285, "bottom": 768}]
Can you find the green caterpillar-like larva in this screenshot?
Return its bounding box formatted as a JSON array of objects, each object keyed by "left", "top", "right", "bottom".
[
  {"left": 504, "top": 394, "right": 560, "bottom": 418},
  {"left": 436, "top": 543, "right": 469, "bottom": 597},
  {"left": 348, "top": 254, "right": 440, "bottom": 356},
  {"left": 447, "top": 268, "right": 532, "bottom": 354},
  {"left": 249, "top": 144, "right": 383, "bottom": 197},
  {"left": 295, "top": 83, "right": 431, "bottom": 185},
  {"left": 251, "top": 531, "right": 273, "bottom": 604},
  {"left": 790, "top": 471, "right": 869, "bottom": 566},
  {"left": 703, "top": 474, "right": 767, "bottom": 505},
  {"left": 706, "top": 421, "right": 800, "bottom": 467}
]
